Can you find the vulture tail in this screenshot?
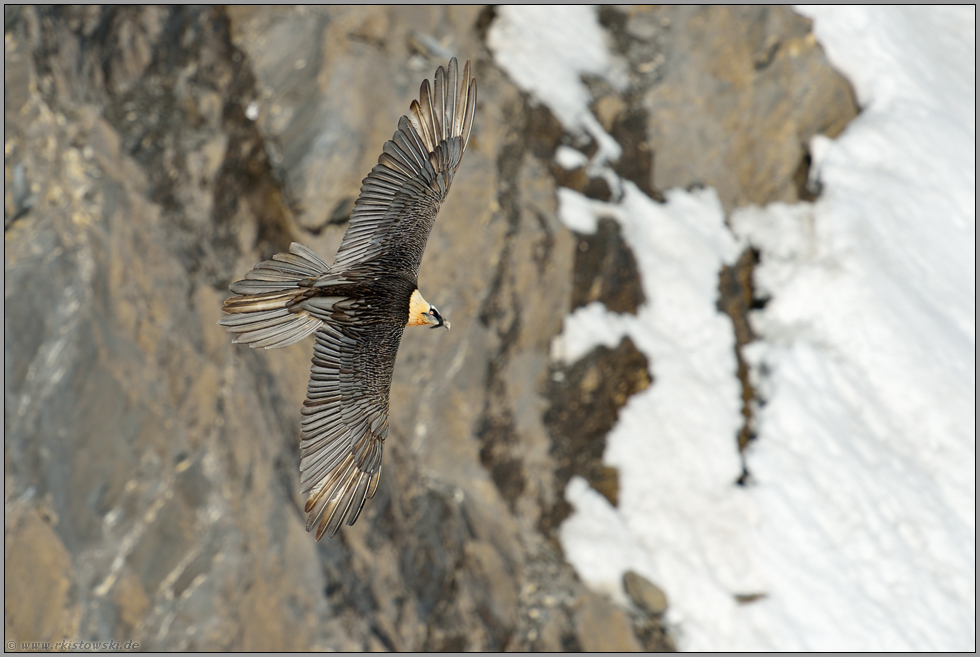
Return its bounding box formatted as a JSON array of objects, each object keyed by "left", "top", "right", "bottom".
[{"left": 218, "top": 242, "right": 329, "bottom": 349}]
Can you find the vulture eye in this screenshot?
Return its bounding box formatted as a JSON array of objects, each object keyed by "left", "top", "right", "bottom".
[{"left": 428, "top": 307, "right": 445, "bottom": 328}]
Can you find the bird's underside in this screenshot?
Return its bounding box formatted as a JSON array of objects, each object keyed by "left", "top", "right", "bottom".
[{"left": 219, "top": 59, "right": 476, "bottom": 539}]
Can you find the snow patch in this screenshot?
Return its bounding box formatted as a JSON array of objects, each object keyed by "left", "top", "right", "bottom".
[
  {"left": 554, "top": 145, "right": 590, "bottom": 171},
  {"left": 554, "top": 185, "right": 757, "bottom": 649},
  {"left": 730, "top": 5, "right": 976, "bottom": 649},
  {"left": 487, "top": 5, "right": 623, "bottom": 164}
]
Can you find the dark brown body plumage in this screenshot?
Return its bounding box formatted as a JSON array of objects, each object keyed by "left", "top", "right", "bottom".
[{"left": 219, "top": 59, "right": 476, "bottom": 539}]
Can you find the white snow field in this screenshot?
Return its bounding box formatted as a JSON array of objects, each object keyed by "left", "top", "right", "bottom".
[{"left": 490, "top": 5, "right": 975, "bottom": 651}]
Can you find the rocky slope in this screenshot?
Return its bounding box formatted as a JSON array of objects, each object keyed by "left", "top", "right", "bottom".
[{"left": 5, "top": 5, "right": 855, "bottom": 651}]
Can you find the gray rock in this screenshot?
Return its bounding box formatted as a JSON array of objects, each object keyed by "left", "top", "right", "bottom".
[{"left": 598, "top": 5, "right": 858, "bottom": 212}]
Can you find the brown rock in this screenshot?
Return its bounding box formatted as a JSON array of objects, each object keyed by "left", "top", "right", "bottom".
[
  {"left": 4, "top": 509, "right": 78, "bottom": 644},
  {"left": 574, "top": 593, "right": 644, "bottom": 652},
  {"left": 543, "top": 338, "right": 652, "bottom": 531},
  {"left": 113, "top": 570, "right": 150, "bottom": 634},
  {"left": 624, "top": 570, "right": 669, "bottom": 616},
  {"left": 571, "top": 217, "right": 645, "bottom": 315}
]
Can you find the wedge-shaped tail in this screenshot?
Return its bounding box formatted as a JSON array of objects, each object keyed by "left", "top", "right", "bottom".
[{"left": 218, "top": 242, "right": 330, "bottom": 349}]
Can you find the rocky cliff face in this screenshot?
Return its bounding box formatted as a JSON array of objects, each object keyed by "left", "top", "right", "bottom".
[{"left": 5, "top": 6, "right": 856, "bottom": 651}]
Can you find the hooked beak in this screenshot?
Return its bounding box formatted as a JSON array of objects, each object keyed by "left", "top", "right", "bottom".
[{"left": 429, "top": 315, "right": 451, "bottom": 331}]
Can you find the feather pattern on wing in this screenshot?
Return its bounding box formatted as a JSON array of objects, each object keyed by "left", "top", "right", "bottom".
[
  {"left": 332, "top": 58, "right": 477, "bottom": 279},
  {"left": 298, "top": 320, "right": 402, "bottom": 539},
  {"left": 219, "top": 60, "right": 477, "bottom": 541}
]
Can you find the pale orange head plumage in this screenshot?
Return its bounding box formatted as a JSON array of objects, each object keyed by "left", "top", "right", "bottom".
[{"left": 407, "top": 289, "right": 450, "bottom": 329}]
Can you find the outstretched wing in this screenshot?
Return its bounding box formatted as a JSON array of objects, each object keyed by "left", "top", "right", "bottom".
[
  {"left": 219, "top": 241, "right": 399, "bottom": 540},
  {"left": 298, "top": 317, "right": 404, "bottom": 540},
  {"left": 332, "top": 57, "right": 477, "bottom": 278}
]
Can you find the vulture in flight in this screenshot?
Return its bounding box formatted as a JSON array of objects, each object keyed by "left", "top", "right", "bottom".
[{"left": 219, "top": 59, "right": 477, "bottom": 539}]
